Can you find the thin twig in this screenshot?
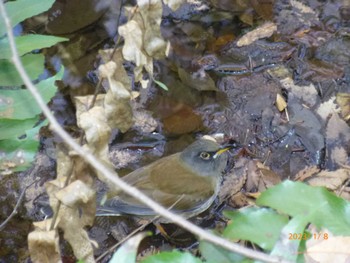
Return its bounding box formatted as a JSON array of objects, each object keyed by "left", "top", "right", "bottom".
[
  {"left": 0, "top": 2, "right": 289, "bottom": 262},
  {"left": 97, "top": 195, "right": 185, "bottom": 262},
  {"left": 0, "top": 179, "right": 38, "bottom": 230}
]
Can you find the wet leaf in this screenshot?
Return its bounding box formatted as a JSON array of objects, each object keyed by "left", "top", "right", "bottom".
[
  {"left": 223, "top": 207, "right": 289, "bottom": 250},
  {"left": 0, "top": 35, "right": 68, "bottom": 59},
  {"left": 110, "top": 232, "right": 151, "bottom": 263},
  {"left": 257, "top": 180, "right": 350, "bottom": 235},
  {"left": 162, "top": 104, "right": 202, "bottom": 135},
  {"left": 178, "top": 67, "right": 217, "bottom": 91}
]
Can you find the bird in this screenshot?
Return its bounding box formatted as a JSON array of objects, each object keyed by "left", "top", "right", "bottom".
[{"left": 97, "top": 138, "right": 233, "bottom": 220}]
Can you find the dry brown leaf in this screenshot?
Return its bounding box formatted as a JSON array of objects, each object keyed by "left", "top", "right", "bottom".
[
  {"left": 118, "top": 0, "right": 167, "bottom": 87},
  {"left": 162, "top": 104, "right": 203, "bottom": 135},
  {"left": 118, "top": 20, "right": 152, "bottom": 86},
  {"left": 219, "top": 157, "right": 248, "bottom": 203},
  {"left": 228, "top": 192, "right": 249, "bottom": 208},
  {"left": 306, "top": 235, "right": 350, "bottom": 263},
  {"left": 237, "top": 22, "right": 277, "bottom": 47},
  {"left": 326, "top": 113, "right": 350, "bottom": 145},
  {"left": 280, "top": 77, "right": 318, "bottom": 107},
  {"left": 336, "top": 93, "right": 350, "bottom": 121},
  {"left": 295, "top": 166, "right": 320, "bottom": 181},
  {"left": 28, "top": 222, "right": 60, "bottom": 263},
  {"left": 98, "top": 61, "right": 134, "bottom": 133},
  {"left": 245, "top": 160, "right": 281, "bottom": 192},
  {"left": 256, "top": 162, "right": 282, "bottom": 187},
  {"left": 306, "top": 169, "right": 349, "bottom": 191},
  {"left": 104, "top": 82, "right": 133, "bottom": 133},
  {"left": 139, "top": 0, "right": 167, "bottom": 59},
  {"left": 99, "top": 48, "right": 131, "bottom": 91},
  {"left": 291, "top": 0, "right": 316, "bottom": 15},
  {"left": 78, "top": 106, "right": 111, "bottom": 160},
  {"left": 45, "top": 150, "right": 96, "bottom": 262},
  {"left": 276, "top": 93, "right": 287, "bottom": 111},
  {"left": 56, "top": 180, "right": 96, "bottom": 207}
]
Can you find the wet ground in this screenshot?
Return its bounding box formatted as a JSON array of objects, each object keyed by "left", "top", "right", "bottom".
[{"left": 1, "top": 0, "right": 350, "bottom": 261}]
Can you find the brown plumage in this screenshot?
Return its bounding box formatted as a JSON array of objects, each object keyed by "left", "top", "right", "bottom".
[{"left": 97, "top": 139, "right": 229, "bottom": 218}]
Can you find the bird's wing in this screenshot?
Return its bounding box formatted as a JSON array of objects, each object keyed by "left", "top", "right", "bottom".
[{"left": 99, "top": 153, "right": 219, "bottom": 216}]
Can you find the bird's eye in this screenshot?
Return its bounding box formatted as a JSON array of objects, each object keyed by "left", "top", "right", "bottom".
[{"left": 199, "top": 151, "right": 211, "bottom": 160}]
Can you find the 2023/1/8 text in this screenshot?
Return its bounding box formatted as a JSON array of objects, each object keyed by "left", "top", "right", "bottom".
[{"left": 288, "top": 232, "right": 329, "bottom": 240}]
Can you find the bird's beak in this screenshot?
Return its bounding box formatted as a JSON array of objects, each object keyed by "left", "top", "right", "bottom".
[
  {"left": 213, "top": 147, "right": 231, "bottom": 159},
  {"left": 213, "top": 141, "right": 242, "bottom": 159}
]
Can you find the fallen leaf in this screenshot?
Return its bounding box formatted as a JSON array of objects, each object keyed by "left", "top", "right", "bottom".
[
  {"left": 336, "top": 93, "right": 350, "bottom": 121},
  {"left": 295, "top": 166, "right": 320, "bottom": 181},
  {"left": 276, "top": 93, "right": 287, "bottom": 111},
  {"left": 306, "top": 169, "right": 349, "bottom": 191},
  {"left": 306, "top": 235, "right": 350, "bottom": 263},
  {"left": 237, "top": 22, "right": 277, "bottom": 47},
  {"left": 28, "top": 222, "right": 60, "bottom": 263}
]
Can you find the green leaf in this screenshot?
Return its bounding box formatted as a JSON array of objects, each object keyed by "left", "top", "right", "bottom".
[
  {"left": 0, "top": 67, "right": 62, "bottom": 119},
  {"left": 154, "top": 79, "right": 168, "bottom": 91},
  {"left": 0, "top": 53, "right": 45, "bottom": 86},
  {"left": 141, "top": 251, "right": 203, "bottom": 263},
  {"left": 110, "top": 232, "right": 151, "bottom": 263},
  {"left": 0, "top": 0, "right": 55, "bottom": 37},
  {"left": 257, "top": 180, "right": 350, "bottom": 235},
  {"left": 0, "top": 116, "right": 39, "bottom": 140},
  {"left": 270, "top": 215, "right": 309, "bottom": 262},
  {"left": 0, "top": 35, "right": 68, "bottom": 59},
  {"left": 0, "top": 120, "right": 46, "bottom": 173},
  {"left": 223, "top": 207, "right": 289, "bottom": 250},
  {"left": 199, "top": 241, "right": 252, "bottom": 263}
]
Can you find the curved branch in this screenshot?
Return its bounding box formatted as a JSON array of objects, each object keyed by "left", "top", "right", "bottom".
[{"left": 0, "top": 2, "right": 289, "bottom": 262}]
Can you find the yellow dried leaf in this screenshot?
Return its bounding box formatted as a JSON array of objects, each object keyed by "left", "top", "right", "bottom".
[
  {"left": 28, "top": 228, "right": 60, "bottom": 263},
  {"left": 237, "top": 22, "right": 277, "bottom": 47},
  {"left": 336, "top": 93, "right": 350, "bottom": 121},
  {"left": 163, "top": 0, "right": 185, "bottom": 10},
  {"left": 276, "top": 93, "right": 287, "bottom": 111}
]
